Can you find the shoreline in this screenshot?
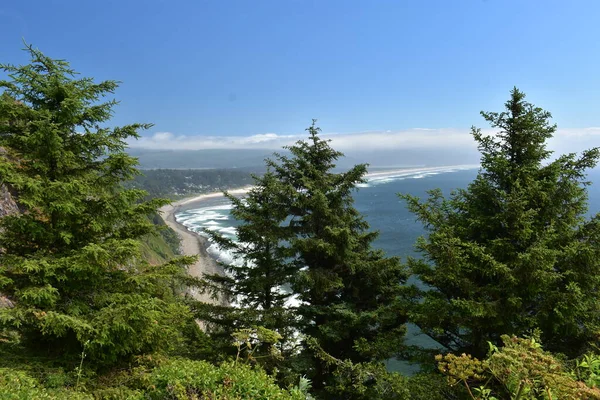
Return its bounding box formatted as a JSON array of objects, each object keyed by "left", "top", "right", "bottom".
[
  {"left": 157, "top": 165, "right": 479, "bottom": 303},
  {"left": 159, "top": 194, "right": 238, "bottom": 305},
  {"left": 166, "top": 165, "right": 478, "bottom": 213},
  {"left": 173, "top": 186, "right": 254, "bottom": 210}
]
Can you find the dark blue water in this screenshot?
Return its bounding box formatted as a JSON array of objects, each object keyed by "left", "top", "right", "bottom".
[
  {"left": 357, "top": 168, "right": 600, "bottom": 260},
  {"left": 355, "top": 169, "right": 478, "bottom": 259}
]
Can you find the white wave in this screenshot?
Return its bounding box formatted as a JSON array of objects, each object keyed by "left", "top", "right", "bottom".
[
  {"left": 186, "top": 211, "right": 231, "bottom": 219},
  {"left": 202, "top": 221, "right": 222, "bottom": 226},
  {"left": 187, "top": 209, "right": 232, "bottom": 217},
  {"left": 412, "top": 172, "right": 440, "bottom": 179},
  {"left": 207, "top": 242, "right": 227, "bottom": 260},
  {"left": 365, "top": 164, "right": 477, "bottom": 185},
  {"left": 181, "top": 216, "right": 229, "bottom": 227},
  {"left": 176, "top": 206, "right": 234, "bottom": 234},
  {"left": 218, "top": 227, "right": 238, "bottom": 237},
  {"left": 191, "top": 204, "right": 234, "bottom": 212},
  {"left": 370, "top": 177, "right": 407, "bottom": 185}
]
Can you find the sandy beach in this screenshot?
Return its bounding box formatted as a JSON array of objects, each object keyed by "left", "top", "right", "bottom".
[
  {"left": 158, "top": 186, "right": 253, "bottom": 296},
  {"left": 175, "top": 186, "right": 254, "bottom": 208},
  {"left": 159, "top": 197, "right": 233, "bottom": 304}
]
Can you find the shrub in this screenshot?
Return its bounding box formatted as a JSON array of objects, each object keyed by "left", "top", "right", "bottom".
[
  {"left": 138, "top": 358, "right": 305, "bottom": 399},
  {"left": 0, "top": 368, "right": 92, "bottom": 400},
  {"left": 437, "top": 335, "right": 600, "bottom": 399}
]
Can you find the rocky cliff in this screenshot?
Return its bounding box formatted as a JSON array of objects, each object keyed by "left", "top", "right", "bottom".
[
  {"left": 0, "top": 147, "right": 17, "bottom": 308},
  {"left": 0, "top": 184, "right": 19, "bottom": 218},
  {"left": 0, "top": 147, "right": 19, "bottom": 217}
]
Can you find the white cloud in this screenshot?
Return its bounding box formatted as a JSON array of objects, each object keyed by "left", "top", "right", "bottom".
[
  {"left": 151, "top": 132, "right": 175, "bottom": 141},
  {"left": 127, "top": 127, "right": 600, "bottom": 155},
  {"left": 327, "top": 129, "right": 476, "bottom": 151},
  {"left": 129, "top": 128, "right": 476, "bottom": 151}
]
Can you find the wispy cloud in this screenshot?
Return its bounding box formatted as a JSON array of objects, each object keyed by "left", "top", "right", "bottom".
[
  {"left": 129, "top": 128, "right": 477, "bottom": 151},
  {"left": 128, "top": 127, "right": 600, "bottom": 155}
]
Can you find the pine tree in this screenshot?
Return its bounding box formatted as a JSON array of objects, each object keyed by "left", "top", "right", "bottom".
[
  {"left": 401, "top": 88, "right": 600, "bottom": 358},
  {"left": 0, "top": 45, "right": 194, "bottom": 365},
  {"left": 269, "top": 121, "right": 411, "bottom": 382},
  {"left": 197, "top": 169, "right": 298, "bottom": 367},
  {"left": 198, "top": 122, "right": 410, "bottom": 389}
]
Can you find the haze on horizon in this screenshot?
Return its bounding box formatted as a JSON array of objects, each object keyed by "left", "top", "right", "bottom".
[
  {"left": 126, "top": 126, "right": 600, "bottom": 169},
  {"left": 2, "top": 1, "right": 599, "bottom": 168}
]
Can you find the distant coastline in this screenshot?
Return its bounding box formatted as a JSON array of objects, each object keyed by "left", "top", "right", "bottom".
[
  {"left": 171, "top": 186, "right": 254, "bottom": 212},
  {"left": 158, "top": 187, "right": 253, "bottom": 281},
  {"left": 166, "top": 165, "right": 479, "bottom": 213},
  {"left": 158, "top": 165, "right": 479, "bottom": 305}
]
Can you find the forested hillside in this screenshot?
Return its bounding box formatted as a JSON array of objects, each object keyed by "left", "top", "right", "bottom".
[
  {"left": 126, "top": 168, "right": 256, "bottom": 199},
  {"left": 2, "top": 47, "right": 600, "bottom": 399},
  {"left": 127, "top": 148, "right": 274, "bottom": 170}
]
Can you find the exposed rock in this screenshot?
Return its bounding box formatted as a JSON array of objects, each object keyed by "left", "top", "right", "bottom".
[
  {"left": 0, "top": 184, "right": 19, "bottom": 218},
  {"left": 0, "top": 296, "right": 13, "bottom": 308},
  {"left": 0, "top": 146, "right": 18, "bottom": 308},
  {"left": 0, "top": 147, "right": 19, "bottom": 217}
]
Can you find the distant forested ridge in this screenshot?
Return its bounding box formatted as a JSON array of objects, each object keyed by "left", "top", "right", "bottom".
[
  {"left": 126, "top": 168, "right": 259, "bottom": 198},
  {"left": 128, "top": 148, "right": 275, "bottom": 169}
]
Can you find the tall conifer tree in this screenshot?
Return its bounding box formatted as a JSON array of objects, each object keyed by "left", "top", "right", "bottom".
[
  {"left": 402, "top": 88, "right": 600, "bottom": 357},
  {"left": 198, "top": 170, "right": 298, "bottom": 367},
  {"left": 270, "top": 122, "right": 411, "bottom": 384},
  {"left": 0, "top": 45, "right": 194, "bottom": 365},
  {"left": 200, "top": 122, "right": 410, "bottom": 389}
]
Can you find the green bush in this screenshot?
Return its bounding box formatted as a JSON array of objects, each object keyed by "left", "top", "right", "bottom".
[
  {"left": 88, "top": 387, "right": 145, "bottom": 400},
  {"left": 437, "top": 335, "right": 600, "bottom": 399},
  {"left": 0, "top": 369, "right": 92, "bottom": 400},
  {"left": 405, "top": 373, "right": 460, "bottom": 400},
  {"left": 139, "top": 358, "right": 305, "bottom": 399}
]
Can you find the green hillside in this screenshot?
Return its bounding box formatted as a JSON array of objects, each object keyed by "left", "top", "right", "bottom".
[{"left": 139, "top": 213, "right": 181, "bottom": 265}]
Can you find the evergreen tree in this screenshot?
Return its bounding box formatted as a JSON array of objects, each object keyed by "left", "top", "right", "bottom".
[
  {"left": 0, "top": 45, "right": 194, "bottom": 365},
  {"left": 401, "top": 88, "right": 600, "bottom": 358},
  {"left": 197, "top": 170, "right": 298, "bottom": 368},
  {"left": 199, "top": 122, "right": 410, "bottom": 390},
  {"left": 269, "top": 122, "right": 410, "bottom": 383}
]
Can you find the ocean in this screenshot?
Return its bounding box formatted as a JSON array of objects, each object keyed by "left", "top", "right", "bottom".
[
  {"left": 175, "top": 166, "right": 481, "bottom": 267},
  {"left": 175, "top": 165, "right": 600, "bottom": 372}
]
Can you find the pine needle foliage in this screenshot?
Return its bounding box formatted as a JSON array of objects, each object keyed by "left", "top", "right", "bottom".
[
  {"left": 267, "top": 121, "right": 412, "bottom": 390},
  {"left": 0, "top": 44, "right": 194, "bottom": 366},
  {"left": 198, "top": 121, "right": 411, "bottom": 390},
  {"left": 197, "top": 169, "right": 298, "bottom": 371},
  {"left": 401, "top": 88, "right": 600, "bottom": 358}
]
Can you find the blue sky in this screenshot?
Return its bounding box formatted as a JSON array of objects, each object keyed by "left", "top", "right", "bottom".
[{"left": 1, "top": 0, "right": 600, "bottom": 151}]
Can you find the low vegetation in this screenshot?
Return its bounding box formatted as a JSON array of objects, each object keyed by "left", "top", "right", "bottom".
[{"left": 126, "top": 168, "right": 256, "bottom": 199}]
